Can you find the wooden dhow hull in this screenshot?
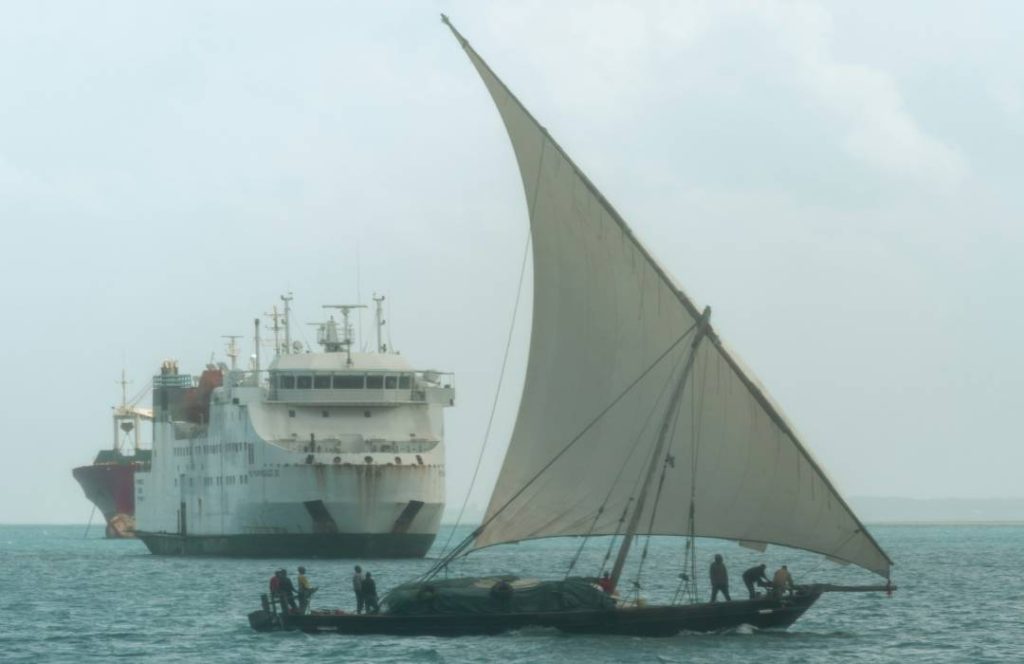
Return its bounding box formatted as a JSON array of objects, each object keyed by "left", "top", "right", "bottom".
[{"left": 248, "top": 591, "right": 821, "bottom": 637}]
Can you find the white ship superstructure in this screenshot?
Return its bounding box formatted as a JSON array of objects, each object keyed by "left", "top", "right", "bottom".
[{"left": 135, "top": 296, "right": 454, "bottom": 557}]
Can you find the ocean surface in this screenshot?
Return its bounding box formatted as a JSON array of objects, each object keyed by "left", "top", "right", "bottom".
[{"left": 1, "top": 524, "right": 1021, "bottom": 663}]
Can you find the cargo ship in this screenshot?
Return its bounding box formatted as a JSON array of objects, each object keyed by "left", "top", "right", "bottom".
[
  {"left": 72, "top": 374, "right": 153, "bottom": 538},
  {"left": 134, "top": 294, "right": 455, "bottom": 557}
]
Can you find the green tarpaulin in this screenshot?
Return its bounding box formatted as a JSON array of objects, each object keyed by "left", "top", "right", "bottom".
[{"left": 384, "top": 576, "right": 615, "bottom": 616}]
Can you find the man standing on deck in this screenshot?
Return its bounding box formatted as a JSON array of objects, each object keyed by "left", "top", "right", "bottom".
[
  {"left": 269, "top": 569, "right": 282, "bottom": 610},
  {"left": 363, "top": 572, "right": 380, "bottom": 614},
  {"left": 709, "top": 554, "right": 731, "bottom": 602},
  {"left": 352, "top": 565, "right": 365, "bottom": 614},
  {"left": 742, "top": 564, "right": 771, "bottom": 599},
  {"left": 297, "top": 566, "right": 317, "bottom": 614},
  {"left": 278, "top": 569, "right": 298, "bottom": 613},
  {"left": 597, "top": 571, "right": 614, "bottom": 595},
  {"left": 772, "top": 565, "right": 793, "bottom": 598}
]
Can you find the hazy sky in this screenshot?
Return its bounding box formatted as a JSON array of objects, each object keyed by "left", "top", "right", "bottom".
[{"left": 1, "top": 1, "right": 1021, "bottom": 524}]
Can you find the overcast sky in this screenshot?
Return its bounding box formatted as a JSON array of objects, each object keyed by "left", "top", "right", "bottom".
[{"left": 1, "top": 1, "right": 1021, "bottom": 524}]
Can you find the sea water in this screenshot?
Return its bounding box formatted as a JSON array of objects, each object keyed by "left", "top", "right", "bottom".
[{"left": 1, "top": 524, "right": 1021, "bottom": 663}]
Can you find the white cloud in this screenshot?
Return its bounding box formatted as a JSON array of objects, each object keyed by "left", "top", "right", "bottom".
[
  {"left": 758, "top": 3, "right": 968, "bottom": 185},
  {"left": 475, "top": 1, "right": 967, "bottom": 187}
]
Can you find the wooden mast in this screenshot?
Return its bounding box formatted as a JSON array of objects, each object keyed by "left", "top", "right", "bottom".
[{"left": 609, "top": 307, "right": 711, "bottom": 591}]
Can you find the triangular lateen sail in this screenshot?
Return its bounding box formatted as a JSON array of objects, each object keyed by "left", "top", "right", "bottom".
[{"left": 444, "top": 18, "right": 892, "bottom": 579}]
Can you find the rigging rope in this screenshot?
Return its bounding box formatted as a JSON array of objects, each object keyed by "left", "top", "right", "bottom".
[
  {"left": 563, "top": 334, "right": 695, "bottom": 578},
  {"left": 436, "top": 136, "right": 548, "bottom": 566},
  {"left": 599, "top": 344, "right": 691, "bottom": 587},
  {"left": 681, "top": 352, "right": 708, "bottom": 603},
  {"left": 632, "top": 381, "right": 685, "bottom": 589},
  {"left": 83, "top": 504, "right": 97, "bottom": 539},
  {"left": 419, "top": 321, "right": 699, "bottom": 582},
  {"left": 437, "top": 231, "right": 532, "bottom": 560}
]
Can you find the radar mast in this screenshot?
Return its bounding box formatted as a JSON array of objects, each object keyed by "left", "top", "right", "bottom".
[
  {"left": 320, "top": 304, "right": 366, "bottom": 366},
  {"left": 373, "top": 293, "right": 387, "bottom": 353}
]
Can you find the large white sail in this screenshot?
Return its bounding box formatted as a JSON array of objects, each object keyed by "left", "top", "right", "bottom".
[{"left": 447, "top": 21, "right": 892, "bottom": 578}]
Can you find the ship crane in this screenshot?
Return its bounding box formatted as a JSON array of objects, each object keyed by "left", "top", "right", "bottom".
[{"left": 112, "top": 370, "right": 153, "bottom": 454}]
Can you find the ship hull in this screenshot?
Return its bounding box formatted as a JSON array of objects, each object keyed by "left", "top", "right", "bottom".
[
  {"left": 249, "top": 591, "right": 821, "bottom": 636},
  {"left": 72, "top": 462, "right": 140, "bottom": 538},
  {"left": 136, "top": 358, "right": 453, "bottom": 558},
  {"left": 136, "top": 531, "right": 435, "bottom": 558}
]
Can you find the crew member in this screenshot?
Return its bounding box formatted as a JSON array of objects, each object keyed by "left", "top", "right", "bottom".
[
  {"left": 709, "top": 554, "right": 731, "bottom": 602},
  {"left": 352, "top": 565, "right": 366, "bottom": 614},
  {"left": 278, "top": 569, "right": 298, "bottom": 613},
  {"left": 597, "top": 571, "right": 614, "bottom": 595},
  {"left": 297, "top": 566, "right": 317, "bottom": 614},
  {"left": 742, "top": 564, "right": 770, "bottom": 599},
  {"left": 269, "top": 569, "right": 282, "bottom": 611},
  {"left": 772, "top": 565, "right": 794, "bottom": 598},
  {"left": 362, "top": 572, "right": 380, "bottom": 614}
]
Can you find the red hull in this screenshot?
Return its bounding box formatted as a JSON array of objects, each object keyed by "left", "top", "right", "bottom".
[{"left": 72, "top": 458, "right": 146, "bottom": 538}]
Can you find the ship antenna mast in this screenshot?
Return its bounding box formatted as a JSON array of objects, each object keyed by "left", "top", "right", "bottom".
[
  {"left": 280, "top": 292, "right": 294, "bottom": 355},
  {"left": 373, "top": 293, "right": 387, "bottom": 353},
  {"left": 222, "top": 335, "right": 242, "bottom": 370},
  {"left": 322, "top": 304, "right": 366, "bottom": 366},
  {"left": 114, "top": 369, "right": 132, "bottom": 453},
  {"left": 264, "top": 305, "right": 283, "bottom": 356},
  {"left": 118, "top": 368, "right": 130, "bottom": 409}
]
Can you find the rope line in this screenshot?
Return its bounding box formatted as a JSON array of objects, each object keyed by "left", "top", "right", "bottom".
[
  {"left": 420, "top": 321, "right": 698, "bottom": 582},
  {"left": 437, "top": 231, "right": 532, "bottom": 560},
  {"left": 564, "top": 332, "right": 695, "bottom": 578},
  {"left": 437, "top": 138, "right": 547, "bottom": 563}
]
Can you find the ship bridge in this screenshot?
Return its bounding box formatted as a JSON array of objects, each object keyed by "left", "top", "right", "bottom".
[{"left": 267, "top": 352, "right": 454, "bottom": 407}]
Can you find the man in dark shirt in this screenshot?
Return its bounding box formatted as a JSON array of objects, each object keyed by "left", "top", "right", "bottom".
[
  {"left": 742, "top": 564, "right": 770, "bottom": 599},
  {"left": 352, "top": 565, "right": 365, "bottom": 614},
  {"left": 709, "top": 554, "right": 731, "bottom": 602},
  {"left": 362, "top": 572, "right": 380, "bottom": 614},
  {"left": 278, "top": 569, "right": 298, "bottom": 613}
]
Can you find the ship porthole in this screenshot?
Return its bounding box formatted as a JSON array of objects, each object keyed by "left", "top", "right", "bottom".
[
  {"left": 395, "top": 456, "right": 402, "bottom": 465},
  {"left": 364, "top": 456, "right": 373, "bottom": 464},
  {"left": 363, "top": 410, "right": 371, "bottom": 418},
  {"left": 333, "top": 456, "right": 341, "bottom": 465},
  {"left": 416, "top": 454, "right": 424, "bottom": 466}
]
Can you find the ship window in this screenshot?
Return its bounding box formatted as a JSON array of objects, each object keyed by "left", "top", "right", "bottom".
[
  {"left": 288, "top": 410, "right": 296, "bottom": 418},
  {"left": 297, "top": 376, "right": 313, "bottom": 389},
  {"left": 333, "top": 374, "right": 364, "bottom": 389},
  {"left": 385, "top": 375, "right": 398, "bottom": 389},
  {"left": 314, "top": 375, "right": 331, "bottom": 389},
  {"left": 398, "top": 375, "right": 411, "bottom": 389},
  {"left": 322, "top": 410, "right": 329, "bottom": 418},
  {"left": 279, "top": 375, "right": 296, "bottom": 389},
  {"left": 366, "top": 375, "right": 384, "bottom": 389}
]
